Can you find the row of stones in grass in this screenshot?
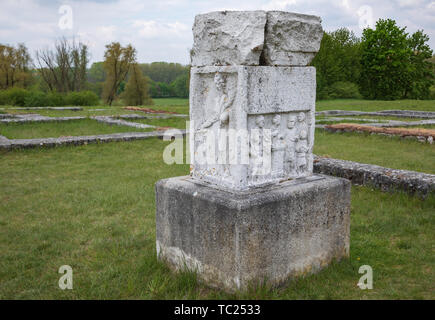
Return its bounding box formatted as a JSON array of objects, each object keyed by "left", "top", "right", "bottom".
[
  {"left": 0, "top": 106, "right": 83, "bottom": 111},
  {"left": 117, "top": 114, "right": 188, "bottom": 120},
  {"left": 369, "top": 120, "right": 435, "bottom": 128},
  {"left": 316, "top": 117, "right": 386, "bottom": 124},
  {"left": 0, "top": 114, "right": 85, "bottom": 123},
  {"left": 313, "top": 155, "right": 435, "bottom": 198},
  {"left": 91, "top": 116, "right": 156, "bottom": 129},
  {"left": 0, "top": 113, "right": 187, "bottom": 132},
  {"left": 317, "top": 109, "right": 435, "bottom": 119},
  {"left": 0, "top": 130, "right": 187, "bottom": 150},
  {"left": 324, "top": 124, "right": 434, "bottom": 144},
  {"left": 1, "top": 128, "right": 433, "bottom": 198}
]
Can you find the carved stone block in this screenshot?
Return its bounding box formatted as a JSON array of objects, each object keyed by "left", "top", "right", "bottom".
[
  {"left": 191, "top": 11, "right": 267, "bottom": 67},
  {"left": 263, "top": 11, "right": 324, "bottom": 66},
  {"left": 156, "top": 175, "right": 351, "bottom": 291},
  {"left": 189, "top": 65, "right": 316, "bottom": 190},
  {"left": 190, "top": 10, "right": 323, "bottom": 67}
]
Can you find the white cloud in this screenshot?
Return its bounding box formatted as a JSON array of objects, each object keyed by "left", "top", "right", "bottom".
[
  {"left": 0, "top": 0, "right": 433, "bottom": 65},
  {"left": 261, "top": 0, "right": 298, "bottom": 10},
  {"left": 133, "top": 20, "right": 189, "bottom": 38},
  {"left": 397, "top": 0, "right": 423, "bottom": 7}
]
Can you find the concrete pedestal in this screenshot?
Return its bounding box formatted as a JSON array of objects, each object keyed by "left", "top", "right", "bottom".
[{"left": 155, "top": 175, "right": 351, "bottom": 292}]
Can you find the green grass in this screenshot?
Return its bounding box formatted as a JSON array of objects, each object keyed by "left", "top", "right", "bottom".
[
  {"left": 314, "top": 129, "right": 435, "bottom": 174},
  {"left": 316, "top": 120, "right": 378, "bottom": 125},
  {"left": 144, "top": 98, "right": 435, "bottom": 115},
  {"left": 0, "top": 98, "right": 434, "bottom": 299},
  {"left": 129, "top": 117, "right": 188, "bottom": 129},
  {"left": 145, "top": 100, "right": 189, "bottom": 114},
  {"left": 0, "top": 137, "right": 433, "bottom": 299},
  {"left": 141, "top": 98, "right": 435, "bottom": 114},
  {"left": 316, "top": 99, "right": 435, "bottom": 112},
  {"left": 319, "top": 114, "right": 431, "bottom": 122},
  {"left": 0, "top": 119, "right": 153, "bottom": 139},
  {"left": 4, "top": 98, "right": 433, "bottom": 118},
  {"left": 1, "top": 106, "right": 142, "bottom": 118},
  {"left": 1, "top": 100, "right": 190, "bottom": 117},
  {"left": 152, "top": 98, "right": 189, "bottom": 106}
]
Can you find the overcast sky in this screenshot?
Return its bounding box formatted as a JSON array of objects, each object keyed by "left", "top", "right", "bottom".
[{"left": 1, "top": 0, "right": 434, "bottom": 65}]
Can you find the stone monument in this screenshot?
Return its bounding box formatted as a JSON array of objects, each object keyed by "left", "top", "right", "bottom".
[{"left": 155, "top": 11, "right": 351, "bottom": 291}]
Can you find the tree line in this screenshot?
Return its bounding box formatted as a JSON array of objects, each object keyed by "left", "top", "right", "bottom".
[
  {"left": 0, "top": 18, "right": 433, "bottom": 107},
  {"left": 312, "top": 19, "right": 434, "bottom": 100},
  {"left": 87, "top": 60, "right": 189, "bottom": 100}
]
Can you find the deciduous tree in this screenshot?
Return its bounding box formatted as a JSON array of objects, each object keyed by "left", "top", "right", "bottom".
[
  {"left": 360, "top": 19, "right": 412, "bottom": 100},
  {"left": 405, "top": 30, "right": 434, "bottom": 99},
  {"left": 36, "top": 38, "right": 89, "bottom": 93},
  {"left": 102, "top": 42, "right": 136, "bottom": 105},
  {"left": 122, "top": 63, "right": 153, "bottom": 106},
  {"left": 0, "top": 43, "right": 32, "bottom": 89}
]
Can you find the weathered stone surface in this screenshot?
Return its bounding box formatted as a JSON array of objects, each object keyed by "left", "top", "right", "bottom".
[
  {"left": 263, "top": 11, "right": 323, "bottom": 66},
  {"left": 0, "top": 114, "right": 15, "bottom": 119},
  {"left": 377, "top": 110, "right": 435, "bottom": 118},
  {"left": 0, "top": 114, "right": 85, "bottom": 123},
  {"left": 91, "top": 116, "right": 156, "bottom": 129},
  {"left": 118, "top": 114, "right": 188, "bottom": 120},
  {"left": 191, "top": 10, "right": 323, "bottom": 67},
  {"left": 6, "top": 107, "right": 83, "bottom": 111},
  {"left": 369, "top": 120, "right": 435, "bottom": 128},
  {"left": 190, "top": 65, "right": 316, "bottom": 190},
  {"left": 191, "top": 11, "right": 267, "bottom": 67},
  {"left": 155, "top": 175, "right": 351, "bottom": 291},
  {"left": 0, "top": 135, "right": 9, "bottom": 143},
  {"left": 313, "top": 155, "right": 435, "bottom": 197}
]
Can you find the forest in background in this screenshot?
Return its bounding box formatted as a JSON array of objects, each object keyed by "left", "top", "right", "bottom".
[{"left": 0, "top": 18, "right": 434, "bottom": 107}]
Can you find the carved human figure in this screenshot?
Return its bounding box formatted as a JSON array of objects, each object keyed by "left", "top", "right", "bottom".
[
  {"left": 306, "top": 111, "right": 315, "bottom": 152},
  {"left": 200, "top": 72, "right": 234, "bottom": 130},
  {"left": 285, "top": 115, "right": 298, "bottom": 174},
  {"left": 296, "top": 112, "right": 308, "bottom": 134},
  {"left": 196, "top": 73, "right": 235, "bottom": 178},
  {"left": 295, "top": 129, "right": 309, "bottom": 174},
  {"left": 250, "top": 115, "right": 265, "bottom": 180},
  {"left": 271, "top": 114, "right": 285, "bottom": 177}
]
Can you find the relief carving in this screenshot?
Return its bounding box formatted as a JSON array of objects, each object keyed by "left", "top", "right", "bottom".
[
  {"left": 199, "top": 72, "right": 235, "bottom": 131},
  {"left": 248, "top": 111, "right": 311, "bottom": 183}
]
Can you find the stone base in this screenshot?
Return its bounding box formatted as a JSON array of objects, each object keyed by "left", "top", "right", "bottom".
[{"left": 155, "top": 175, "right": 351, "bottom": 292}]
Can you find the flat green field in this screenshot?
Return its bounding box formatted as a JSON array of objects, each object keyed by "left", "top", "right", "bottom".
[
  {"left": 316, "top": 99, "right": 435, "bottom": 112},
  {"left": 314, "top": 130, "right": 435, "bottom": 174},
  {"left": 0, "top": 119, "right": 152, "bottom": 139},
  {"left": 1, "top": 137, "right": 434, "bottom": 299},
  {"left": 0, "top": 98, "right": 434, "bottom": 299},
  {"left": 147, "top": 98, "right": 435, "bottom": 113},
  {"left": 2, "top": 98, "right": 433, "bottom": 117},
  {"left": 130, "top": 117, "right": 188, "bottom": 129}
]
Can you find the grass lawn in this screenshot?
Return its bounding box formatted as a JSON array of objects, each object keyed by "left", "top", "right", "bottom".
[
  {"left": 130, "top": 117, "right": 188, "bottom": 129},
  {"left": 316, "top": 99, "right": 435, "bottom": 112},
  {"left": 152, "top": 98, "right": 189, "bottom": 107},
  {"left": 316, "top": 120, "right": 379, "bottom": 125},
  {"left": 0, "top": 98, "right": 434, "bottom": 299},
  {"left": 148, "top": 98, "right": 435, "bottom": 113},
  {"left": 319, "top": 115, "right": 427, "bottom": 122},
  {"left": 3, "top": 98, "right": 434, "bottom": 118},
  {"left": 0, "top": 130, "right": 434, "bottom": 299},
  {"left": 0, "top": 119, "right": 153, "bottom": 139},
  {"left": 1, "top": 106, "right": 143, "bottom": 118},
  {"left": 314, "top": 129, "right": 435, "bottom": 174}
]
